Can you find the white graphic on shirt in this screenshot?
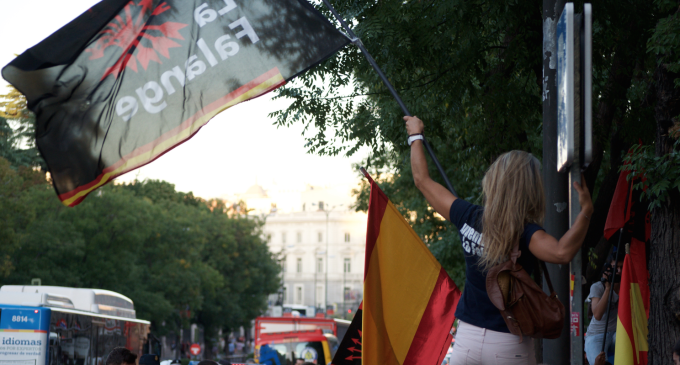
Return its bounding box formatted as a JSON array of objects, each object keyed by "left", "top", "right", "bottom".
[{"left": 460, "top": 223, "right": 484, "bottom": 256}]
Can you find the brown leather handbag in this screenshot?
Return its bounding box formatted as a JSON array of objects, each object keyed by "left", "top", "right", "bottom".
[{"left": 486, "top": 242, "right": 564, "bottom": 341}]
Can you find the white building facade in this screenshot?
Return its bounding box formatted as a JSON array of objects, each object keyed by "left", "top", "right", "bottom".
[{"left": 237, "top": 184, "right": 367, "bottom": 315}]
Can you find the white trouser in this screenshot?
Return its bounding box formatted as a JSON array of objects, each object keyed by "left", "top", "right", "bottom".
[{"left": 450, "top": 320, "right": 536, "bottom": 365}]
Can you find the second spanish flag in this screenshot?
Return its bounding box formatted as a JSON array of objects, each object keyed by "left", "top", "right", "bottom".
[{"left": 363, "top": 178, "right": 461, "bottom": 365}]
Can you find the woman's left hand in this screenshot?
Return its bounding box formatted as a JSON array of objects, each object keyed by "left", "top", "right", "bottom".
[{"left": 403, "top": 116, "right": 424, "bottom": 136}]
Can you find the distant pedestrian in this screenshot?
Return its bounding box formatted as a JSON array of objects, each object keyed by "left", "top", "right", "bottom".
[
  {"left": 673, "top": 339, "right": 680, "bottom": 365},
  {"left": 228, "top": 340, "right": 235, "bottom": 355},
  {"left": 585, "top": 252, "right": 623, "bottom": 365},
  {"left": 105, "top": 348, "right": 137, "bottom": 365}
]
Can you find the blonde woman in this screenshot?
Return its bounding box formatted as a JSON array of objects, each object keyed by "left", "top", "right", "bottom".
[{"left": 404, "top": 116, "right": 593, "bottom": 364}]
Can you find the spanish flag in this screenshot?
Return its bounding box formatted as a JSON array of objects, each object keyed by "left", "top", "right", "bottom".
[
  {"left": 605, "top": 167, "right": 650, "bottom": 365},
  {"left": 614, "top": 239, "right": 649, "bottom": 365},
  {"left": 363, "top": 175, "right": 461, "bottom": 365}
]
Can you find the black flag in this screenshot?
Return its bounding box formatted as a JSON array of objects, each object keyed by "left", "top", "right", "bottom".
[
  {"left": 332, "top": 302, "right": 362, "bottom": 365},
  {"left": 2, "top": 0, "right": 348, "bottom": 206}
]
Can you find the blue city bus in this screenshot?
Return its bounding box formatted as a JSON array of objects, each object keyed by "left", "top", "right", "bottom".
[
  {"left": 0, "top": 286, "right": 155, "bottom": 365},
  {"left": 1, "top": 305, "right": 53, "bottom": 365}
]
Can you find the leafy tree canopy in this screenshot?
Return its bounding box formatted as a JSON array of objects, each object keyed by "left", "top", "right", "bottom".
[{"left": 0, "top": 164, "right": 280, "bottom": 340}]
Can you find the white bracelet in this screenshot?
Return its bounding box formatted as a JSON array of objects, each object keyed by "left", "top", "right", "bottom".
[{"left": 408, "top": 134, "right": 424, "bottom": 146}]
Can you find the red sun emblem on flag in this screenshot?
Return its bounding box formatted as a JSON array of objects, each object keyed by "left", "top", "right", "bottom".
[{"left": 85, "top": 0, "right": 188, "bottom": 80}]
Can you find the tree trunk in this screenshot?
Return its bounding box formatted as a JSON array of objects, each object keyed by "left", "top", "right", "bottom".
[{"left": 648, "top": 62, "right": 680, "bottom": 365}]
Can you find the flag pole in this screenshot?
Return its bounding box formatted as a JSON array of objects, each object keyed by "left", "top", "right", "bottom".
[
  {"left": 321, "top": 0, "right": 458, "bottom": 197},
  {"left": 598, "top": 178, "right": 633, "bottom": 360}
]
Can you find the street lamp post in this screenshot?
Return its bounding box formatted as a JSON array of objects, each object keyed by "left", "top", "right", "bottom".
[
  {"left": 324, "top": 204, "right": 342, "bottom": 314},
  {"left": 343, "top": 260, "right": 346, "bottom": 318}
]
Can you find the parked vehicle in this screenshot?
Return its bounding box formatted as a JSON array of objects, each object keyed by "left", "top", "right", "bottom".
[{"left": 253, "top": 317, "right": 338, "bottom": 365}]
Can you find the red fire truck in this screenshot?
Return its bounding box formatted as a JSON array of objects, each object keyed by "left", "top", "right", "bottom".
[{"left": 253, "top": 317, "right": 339, "bottom": 365}]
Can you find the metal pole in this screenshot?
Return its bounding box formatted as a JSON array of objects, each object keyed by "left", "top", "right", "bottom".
[
  {"left": 320, "top": 0, "right": 457, "bottom": 198},
  {"left": 343, "top": 264, "right": 346, "bottom": 318},
  {"left": 325, "top": 209, "right": 330, "bottom": 314},
  {"left": 570, "top": 11, "right": 585, "bottom": 365},
  {"left": 542, "top": 0, "right": 569, "bottom": 364}
]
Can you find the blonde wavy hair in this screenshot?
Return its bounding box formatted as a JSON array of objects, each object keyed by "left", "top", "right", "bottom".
[{"left": 478, "top": 150, "right": 545, "bottom": 271}]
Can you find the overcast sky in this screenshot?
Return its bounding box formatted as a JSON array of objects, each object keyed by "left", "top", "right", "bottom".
[{"left": 0, "top": 0, "right": 369, "bottom": 199}]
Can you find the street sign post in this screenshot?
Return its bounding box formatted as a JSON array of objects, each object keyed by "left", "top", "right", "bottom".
[
  {"left": 190, "top": 343, "right": 201, "bottom": 356},
  {"left": 557, "top": 3, "right": 575, "bottom": 174},
  {"left": 557, "top": 3, "right": 591, "bottom": 365}
]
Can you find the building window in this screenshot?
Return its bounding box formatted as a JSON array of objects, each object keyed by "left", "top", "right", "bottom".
[
  {"left": 317, "top": 258, "right": 323, "bottom": 273},
  {"left": 319, "top": 201, "right": 324, "bottom": 211},
  {"left": 302, "top": 203, "right": 306, "bottom": 211},
  {"left": 295, "top": 286, "right": 303, "bottom": 305},
  {"left": 344, "top": 258, "right": 351, "bottom": 273},
  {"left": 282, "top": 232, "right": 287, "bottom": 244},
  {"left": 318, "top": 232, "right": 323, "bottom": 243},
  {"left": 297, "top": 258, "right": 302, "bottom": 273},
  {"left": 297, "top": 232, "right": 302, "bottom": 243},
  {"left": 282, "top": 259, "right": 287, "bottom": 273},
  {"left": 344, "top": 232, "right": 350, "bottom": 242}
]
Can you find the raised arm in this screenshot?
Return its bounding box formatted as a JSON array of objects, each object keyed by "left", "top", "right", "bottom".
[
  {"left": 590, "top": 282, "right": 612, "bottom": 321},
  {"left": 528, "top": 176, "right": 594, "bottom": 264},
  {"left": 404, "top": 116, "right": 456, "bottom": 221}
]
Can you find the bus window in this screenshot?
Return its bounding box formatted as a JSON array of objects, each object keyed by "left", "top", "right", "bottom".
[
  {"left": 49, "top": 312, "right": 150, "bottom": 365},
  {"left": 49, "top": 312, "right": 94, "bottom": 365}
]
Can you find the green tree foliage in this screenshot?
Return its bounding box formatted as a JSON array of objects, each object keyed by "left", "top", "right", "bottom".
[{"left": 0, "top": 166, "right": 280, "bottom": 344}]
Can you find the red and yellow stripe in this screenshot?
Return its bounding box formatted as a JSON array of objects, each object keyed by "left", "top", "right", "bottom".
[
  {"left": 363, "top": 179, "right": 461, "bottom": 365},
  {"left": 59, "top": 68, "right": 286, "bottom": 207},
  {"left": 614, "top": 238, "right": 649, "bottom": 365}
]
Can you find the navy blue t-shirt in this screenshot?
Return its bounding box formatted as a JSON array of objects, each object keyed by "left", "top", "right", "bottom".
[{"left": 449, "top": 199, "right": 544, "bottom": 333}]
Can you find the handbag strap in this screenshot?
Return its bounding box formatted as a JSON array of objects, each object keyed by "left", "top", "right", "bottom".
[
  {"left": 511, "top": 240, "right": 556, "bottom": 294},
  {"left": 510, "top": 241, "right": 520, "bottom": 265},
  {"left": 540, "top": 260, "right": 557, "bottom": 294}
]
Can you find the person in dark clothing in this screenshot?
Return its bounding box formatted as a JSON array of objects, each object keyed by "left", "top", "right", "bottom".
[
  {"left": 105, "top": 348, "right": 137, "bottom": 365},
  {"left": 405, "top": 116, "right": 594, "bottom": 365},
  {"left": 138, "top": 355, "right": 159, "bottom": 365}
]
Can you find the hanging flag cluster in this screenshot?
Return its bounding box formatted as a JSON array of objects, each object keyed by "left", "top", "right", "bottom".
[
  {"left": 340, "top": 174, "right": 461, "bottom": 365},
  {"left": 2, "top": 0, "right": 349, "bottom": 206},
  {"left": 604, "top": 168, "right": 650, "bottom": 365}
]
